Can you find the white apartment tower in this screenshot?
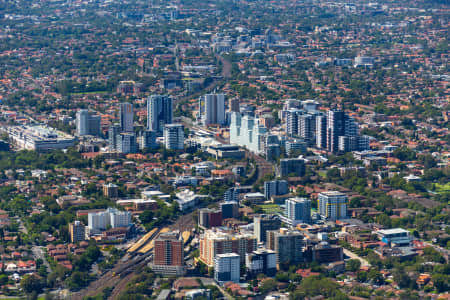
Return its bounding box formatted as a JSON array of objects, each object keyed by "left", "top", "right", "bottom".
[
  {"left": 230, "top": 112, "right": 267, "bottom": 154},
  {"left": 214, "top": 253, "right": 240, "bottom": 283},
  {"left": 164, "top": 124, "right": 184, "bottom": 150},
  {"left": 318, "top": 191, "right": 348, "bottom": 221}
]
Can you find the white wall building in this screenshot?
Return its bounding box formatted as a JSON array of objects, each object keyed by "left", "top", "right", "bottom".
[
  {"left": 6, "top": 125, "right": 76, "bottom": 151},
  {"left": 214, "top": 253, "right": 240, "bottom": 283},
  {"left": 318, "top": 191, "right": 348, "bottom": 221},
  {"left": 164, "top": 124, "right": 184, "bottom": 150},
  {"left": 88, "top": 208, "right": 131, "bottom": 235},
  {"left": 285, "top": 197, "right": 311, "bottom": 225},
  {"left": 230, "top": 112, "right": 267, "bottom": 154}
]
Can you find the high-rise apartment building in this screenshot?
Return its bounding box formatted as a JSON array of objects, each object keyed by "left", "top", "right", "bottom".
[
  {"left": 137, "top": 130, "right": 157, "bottom": 150},
  {"left": 230, "top": 113, "right": 267, "bottom": 154},
  {"left": 326, "top": 109, "right": 346, "bottom": 153},
  {"left": 198, "top": 208, "right": 222, "bottom": 228},
  {"left": 119, "top": 103, "right": 133, "bottom": 133},
  {"left": 298, "top": 113, "right": 316, "bottom": 144},
  {"left": 69, "top": 221, "right": 85, "bottom": 243},
  {"left": 201, "top": 94, "right": 226, "bottom": 125},
  {"left": 266, "top": 228, "right": 305, "bottom": 265},
  {"left": 318, "top": 191, "right": 348, "bottom": 221},
  {"left": 279, "top": 158, "right": 305, "bottom": 177},
  {"left": 264, "top": 180, "right": 289, "bottom": 200},
  {"left": 88, "top": 208, "right": 131, "bottom": 235},
  {"left": 220, "top": 201, "right": 239, "bottom": 219},
  {"left": 214, "top": 253, "right": 240, "bottom": 283},
  {"left": 224, "top": 187, "right": 238, "bottom": 203},
  {"left": 285, "top": 139, "right": 307, "bottom": 156},
  {"left": 152, "top": 232, "right": 186, "bottom": 276},
  {"left": 108, "top": 124, "right": 121, "bottom": 151},
  {"left": 103, "top": 183, "right": 118, "bottom": 198},
  {"left": 147, "top": 95, "right": 173, "bottom": 134},
  {"left": 246, "top": 249, "right": 277, "bottom": 277},
  {"left": 285, "top": 197, "right": 311, "bottom": 224},
  {"left": 199, "top": 230, "right": 257, "bottom": 267},
  {"left": 230, "top": 98, "right": 240, "bottom": 113},
  {"left": 253, "top": 214, "right": 281, "bottom": 243},
  {"left": 76, "top": 109, "right": 101, "bottom": 136},
  {"left": 285, "top": 109, "right": 302, "bottom": 137},
  {"left": 315, "top": 114, "right": 327, "bottom": 149},
  {"left": 164, "top": 124, "right": 184, "bottom": 150},
  {"left": 117, "top": 132, "right": 137, "bottom": 154}
]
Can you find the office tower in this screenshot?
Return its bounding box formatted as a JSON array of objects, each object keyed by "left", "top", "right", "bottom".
[
  {"left": 164, "top": 124, "right": 184, "bottom": 150},
  {"left": 220, "top": 201, "right": 239, "bottom": 219},
  {"left": 147, "top": 95, "right": 173, "bottom": 134},
  {"left": 198, "top": 208, "right": 222, "bottom": 228},
  {"left": 152, "top": 232, "right": 186, "bottom": 276},
  {"left": 137, "top": 130, "right": 157, "bottom": 150},
  {"left": 69, "top": 221, "right": 85, "bottom": 243},
  {"left": 214, "top": 253, "right": 240, "bottom": 283},
  {"left": 253, "top": 214, "right": 281, "bottom": 243},
  {"left": 285, "top": 139, "right": 307, "bottom": 156},
  {"left": 88, "top": 208, "right": 131, "bottom": 235},
  {"left": 246, "top": 249, "right": 277, "bottom": 277},
  {"left": 326, "top": 109, "right": 346, "bottom": 153},
  {"left": 230, "top": 98, "right": 240, "bottom": 113},
  {"left": 224, "top": 187, "right": 238, "bottom": 203},
  {"left": 264, "top": 180, "right": 288, "bottom": 200},
  {"left": 199, "top": 230, "right": 257, "bottom": 267},
  {"left": 285, "top": 197, "right": 311, "bottom": 224},
  {"left": 267, "top": 228, "right": 304, "bottom": 265},
  {"left": 230, "top": 113, "right": 267, "bottom": 154},
  {"left": 76, "top": 110, "right": 101, "bottom": 137},
  {"left": 119, "top": 103, "right": 133, "bottom": 133},
  {"left": 315, "top": 115, "right": 327, "bottom": 149},
  {"left": 117, "top": 132, "right": 137, "bottom": 154},
  {"left": 103, "top": 183, "right": 118, "bottom": 198},
  {"left": 279, "top": 158, "right": 305, "bottom": 177},
  {"left": 202, "top": 94, "right": 226, "bottom": 125},
  {"left": 108, "top": 124, "right": 121, "bottom": 151},
  {"left": 318, "top": 191, "right": 348, "bottom": 221},
  {"left": 285, "top": 110, "right": 302, "bottom": 137}
]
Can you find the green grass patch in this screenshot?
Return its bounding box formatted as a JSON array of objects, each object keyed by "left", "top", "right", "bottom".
[
  {"left": 259, "top": 204, "right": 282, "bottom": 214},
  {"left": 434, "top": 183, "right": 450, "bottom": 194}
]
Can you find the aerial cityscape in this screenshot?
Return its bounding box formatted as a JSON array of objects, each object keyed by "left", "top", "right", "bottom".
[{"left": 0, "top": 0, "right": 448, "bottom": 299}]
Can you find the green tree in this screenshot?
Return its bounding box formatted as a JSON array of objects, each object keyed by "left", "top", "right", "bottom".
[
  {"left": 21, "top": 274, "right": 45, "bottom": 295},
  {"left": 346, "top": 259, "right": 361, "bottom": 272}
]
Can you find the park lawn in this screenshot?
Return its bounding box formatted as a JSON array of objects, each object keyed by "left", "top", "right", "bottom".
[
  {"left": 259, "top": 204, "right": 282, "bottom": 214},
  {"left": 434, "top": 183, "right": 450, "bottom": 194}
]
